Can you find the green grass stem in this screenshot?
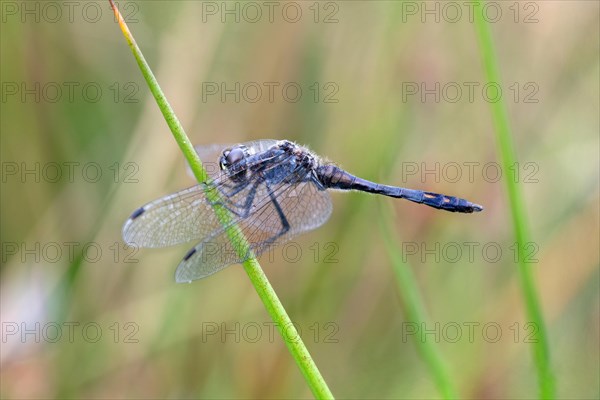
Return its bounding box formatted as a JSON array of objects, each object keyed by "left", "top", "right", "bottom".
[
  {"left": 473, "top": 2, "right": 555, "bottom": 398},
  {"left": 108, "top": 2, "right": 333, "bottom": 398}
]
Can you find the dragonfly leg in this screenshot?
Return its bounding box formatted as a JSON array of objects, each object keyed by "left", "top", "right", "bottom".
[
  {"left": 251, "top": 181, "right": 291, "bottom": 256},
  {"left": 207, "top": 181, "right": 261, "bottom": 218}
]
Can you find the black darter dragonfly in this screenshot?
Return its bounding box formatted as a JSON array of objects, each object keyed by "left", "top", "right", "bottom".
[{"left": 123, "top": 140, "right": 483, "bottom": 282}]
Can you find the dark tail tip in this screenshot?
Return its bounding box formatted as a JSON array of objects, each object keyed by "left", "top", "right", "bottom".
[{"left": 419, "top": 191, "right": 484, "bottom": 213}]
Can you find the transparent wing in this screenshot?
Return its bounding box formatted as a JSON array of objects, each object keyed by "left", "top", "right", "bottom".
[
  {"left": 189, "top": 139, "right": 280, "bottom": 180},
  {"left": 175, "top": 166, "right": 333, "bottom": 282},
  {"left": 122, "top": 184, "right": 219, "bottom": 248},
  {"left": 123, "top": 140, "right": 281, "bottom": 248}
]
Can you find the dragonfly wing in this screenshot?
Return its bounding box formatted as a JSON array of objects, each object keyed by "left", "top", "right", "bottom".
[
  {"left": 174, "top": 229, "right": 250, "bottom": 283},
  {"left": 124, "top": 142, "right": 284, "bottom": 248},
  {"left": 175, "top": 163, "right": 333, "bottom": 282},
  {"left": 122, "top": 184, "right": 225, "bottom": 248}
]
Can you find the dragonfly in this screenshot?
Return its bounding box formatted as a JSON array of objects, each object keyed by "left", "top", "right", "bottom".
[{"left": 123, "top": 139, "right": 483, "bottom": 282}]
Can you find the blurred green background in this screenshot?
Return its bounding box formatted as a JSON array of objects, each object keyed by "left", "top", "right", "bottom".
[{"left": 1, "top": 1, "right": 598, "bottom": 399}]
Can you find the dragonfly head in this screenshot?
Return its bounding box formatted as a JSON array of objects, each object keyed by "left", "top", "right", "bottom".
[{"left": 219, "top": 145, "right": 249, "bottom": 182}]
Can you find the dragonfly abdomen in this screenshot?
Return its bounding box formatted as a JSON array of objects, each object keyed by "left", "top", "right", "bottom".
[{"left": 317, "top": 165, "right": 482, "bottom": 213}]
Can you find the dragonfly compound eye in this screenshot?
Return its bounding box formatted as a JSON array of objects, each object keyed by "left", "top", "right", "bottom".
[
  {"left": 220, "top": 147, "right": 245, "bottom": 169},
  {"left": 225, "top": 147, "right": 245, "bottom": 166},
  {"left": 219, "top": 147, "right": 241, "bottom": 167},
  {"left": 218, "top": 146, "right": 249, "bottom": 182}
]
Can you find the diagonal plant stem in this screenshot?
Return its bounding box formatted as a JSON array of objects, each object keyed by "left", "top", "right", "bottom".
[
  {"left": 379, "top": 205, "right": 459, "bottom": 400},
  {"left": 108, "top": 2, "right": 333, "bottom": 398},
  {"left": 472, "top": 2, "right": 555, "bottom": 398}
]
